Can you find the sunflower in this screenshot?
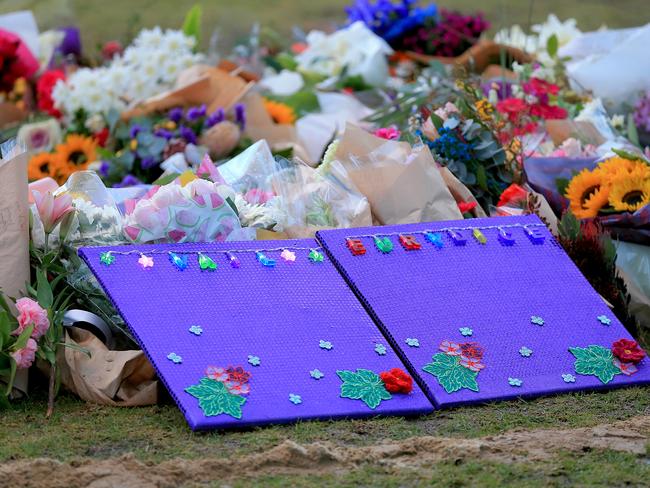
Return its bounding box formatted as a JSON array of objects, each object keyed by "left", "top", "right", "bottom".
[
  {"left": 263, "top": 99, "right": 296, "bottom": 125},
  {"left": 54, "top": 134, "right": 98, "bottom": 181},
  {"left": 607, "top": 172, "right": 650, "bottom": 213},
  {"left": 565, "top": 168, "right": 610, "bottom": 219},
  {"left": 28, "top": 152, "right": 59, "bottom": 181},
  {"left": 597, "top": 156, "right": 650, "bottom": 178}
]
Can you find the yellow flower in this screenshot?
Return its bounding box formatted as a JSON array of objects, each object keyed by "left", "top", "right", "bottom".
[
  {"left": 53, "top": 134, "right": 98, "bottom": 183},
  {"left": 164, "top": 120, "right": 177, "bottom": 130},
  {"left": 565, "top": 168, "right": 609, "bottom": 219},
  {"left": 28, "top": 152, "right": 62, "bottom": 181},
  {"left": 263, "top": 99, "right": 296, "bottom": 125},
  {"left": 475, "top": 99, "right": 494, "bottom": 122},
  {"left": 130, "top": 139, "right": 138, "bottom": 151},
  {"left": 597, "top": 156, "right": 650, "bottom": 179},
  {"left": 607, "top": 172, "right": 650, "bottom": 213}
]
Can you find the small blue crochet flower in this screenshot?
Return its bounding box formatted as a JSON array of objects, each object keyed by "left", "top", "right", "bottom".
[
  {"left": 319, "top": 340, "right": 333, "bottom": 350},
  {"left": 562, "top": 373, "right": 576, "bottom": 383},
  {"left": 375, "top": 343, "right": 387, "bottom": 355},
  {"left": 405, "top": 338, "right": 420, "bottom": 347},
  {"left": 247, "top": 355, "right": 261, "bottom": 366},
  {"left": 530, "top": 316, "right": 545, "bottom": 326},
  {"left": 167, "top": 352, "right": 182, "bottom": 364},
  {"left": 597, "top": 315, "right": 612, "bottom": 326},
  {"left": 289, "top": 393, "right": 302, "bottom": 405},
  {"left": 188, "top": 325, "right": 203, "bottom": 336},
  {"left": 310, "top": 369, "right": 324, "bottom": 380},
  {"left": 508, "top": 377, "right": 523, "bottom": 387},
  {"left": 519, "top": 346, "right": 533, "bottom": 357},
  {"left": 459, "top": 327, "right": 473, "bottom": 337}
]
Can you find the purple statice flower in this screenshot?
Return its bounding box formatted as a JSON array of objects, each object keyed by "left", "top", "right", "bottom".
[
  {"left": 205, "top": 108, "right": 226, "bottom": 128},
  {"left": 129, "top": 124, "right": 143, "bottom": 139},
  {"left": 113, "top": 174, "right": 142, "bottom": 188},
  {"left": 234, "top": 103, "right": 246, "bottom": 131},
  {"left": 168, "top": 107, "right": 184, "bottom": 123},
  {"left": 154, "top": 128, "right": 174, "bottom": 140},
  {"left": 633, "top": 91, "right": 650, "bottom": 132},
  {"left": 179, "top": 125, "right": 197, "bottom": 144},
  {"left": 98, "top": 160, "right": 111, "bottom": 177},
  {"left": 140, "top": 156, "right": 157, "bottom": 170},
  {"left": 185, "top": 104, "right": 207, "bottom": 122}
]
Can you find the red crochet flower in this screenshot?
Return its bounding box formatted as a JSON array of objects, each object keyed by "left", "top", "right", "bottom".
[
  {"left": 612, "top": 339, "right": 646, "bottom": 364},
  {"left": 36, "top": 70, "right": 65, "bottom": 117},
  {"left": 380, "top": 368, "right": 413, "bottom": 394}
]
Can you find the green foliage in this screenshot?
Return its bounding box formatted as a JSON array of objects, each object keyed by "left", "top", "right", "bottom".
[
  {"left": 185, "top": 378, "right": 246, "bottom": 419},
  {"left": 182, "top": 4, "right": 202, "bottom": 47},
  {"left": 546, "top": 34, "right": 558, "bottom": 58},
  {"left": 557, "top": 210, "right": 581, "bottom": 240},
  {"left": 337, "top": 369, "right": 392, "bottom": 409},
  {"left": 423, "top": 353, "right": 479, "bottom": 393},
  {"left": 569, "top": 346, "right": 621, "bottom": 384}
]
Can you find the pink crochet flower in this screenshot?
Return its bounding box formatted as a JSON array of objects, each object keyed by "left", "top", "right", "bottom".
[
  {"left": 11, "top": 338, "right": 38, "bottom": 369},
  {"left": 13, "top": 297, "right": 49, "bottom": 340}
]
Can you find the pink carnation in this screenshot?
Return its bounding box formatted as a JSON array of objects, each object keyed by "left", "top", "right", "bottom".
[
  {"left": 374, "top": 127, "right": 401, "bottom": 140},
  {"left": 13, "top": 297, "right": 49, "bottom": 340},
  {"left": 11, "top": 338, "right": 38, "bottom": 369}
]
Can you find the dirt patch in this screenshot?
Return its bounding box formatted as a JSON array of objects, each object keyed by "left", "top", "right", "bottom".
[{"left": 2, "top": 415, "right": 649, "bottom": 487}]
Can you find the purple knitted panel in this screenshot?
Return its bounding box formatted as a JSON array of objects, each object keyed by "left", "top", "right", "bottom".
[
  {"left": 317, "top": 215, "right": 650, "bottom": 408},
  {"left": 79, "top": 239, "right": 433, "bottom": 430}
]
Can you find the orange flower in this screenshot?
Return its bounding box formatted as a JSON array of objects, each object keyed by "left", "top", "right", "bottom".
[
  {"left": 53, "top": 134, "right": 98, "bottom": 183},
  {"left": 28, "top": 152, "right": 61, "bottom": 181},
  {"left": 263, "top": 99, "right": 296, "bottom": 125}
]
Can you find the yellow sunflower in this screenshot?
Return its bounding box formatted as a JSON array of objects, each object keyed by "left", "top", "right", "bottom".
[
  {"left": 54, "top": 135, "right": 98, "bottom": 182},
  {"left": 607, "top": 173, "right": 650, "bottom": 213},
  {"left": 597, "top": 156, "right": 650, "bottom": 178},
  {"left": 474, "top": 99, "right": 495, "bottom": 122},
  {"left": 28, "top": 152, "right": 62, "bottom": 181},
  {"left": 263, "top": 99, "right": 296, "bottom": 125},
  {"left": 565, "top": 168, "right": 610, "bottom": 219}
]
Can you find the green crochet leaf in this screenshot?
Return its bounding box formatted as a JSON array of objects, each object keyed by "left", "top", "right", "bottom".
[
  {"left": 569, "top": 345, "right": 621, "bottom": 384},
  {"left": 185, "top": 377, "right": 246, "bottom": 419},
  {"left": 423, "top": 353, "right": 479, "bottom": 393},
  {"left": 337, "top": 369, "right": 391, "bottom": 410}
]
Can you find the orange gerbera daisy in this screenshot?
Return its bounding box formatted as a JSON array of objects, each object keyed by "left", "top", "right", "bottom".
[
  {"left": 28, "top": 152, "right": 60, "bottom": 181},
  {"left": 263, "top": 99, "right": 296, "bottom": 125},
  {"left": 54, "top": 134, "right": 98, "bottom": 182}
]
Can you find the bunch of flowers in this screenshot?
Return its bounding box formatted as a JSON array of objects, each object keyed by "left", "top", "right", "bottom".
[
  {"left": 52, "top": 28, "right": 203, "bottom": 117},
  {"left": 28, "top": 134, "right": 99, "bottom": 183},
  {"left": 564, "top": 154, "right": 650, "bottom": 219}
]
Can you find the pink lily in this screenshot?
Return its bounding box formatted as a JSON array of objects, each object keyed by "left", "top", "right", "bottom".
[{"left": 32, "top": 190, "right": 74, "bottom": 234}]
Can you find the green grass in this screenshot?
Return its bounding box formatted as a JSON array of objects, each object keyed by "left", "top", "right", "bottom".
[
  {"left": 1, "top": 386, "right": 648, "bottom": 463},
  {"left": 1, "top": 0, "right": 648, "bottom": 54}
]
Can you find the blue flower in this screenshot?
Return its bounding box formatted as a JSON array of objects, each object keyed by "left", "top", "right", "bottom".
[
  {"left": 310, "top": 369, "right": 325, "bottom": 380},
  {"left": 530, "top": 316, "right": 545, "bottom": 326},
  {"left": 597, "top": 315, "right": 612, "bottom": 326},
  {"left": 185, "top": 104, "right": 207, "bottom": 122},
  {"left": 168, "top": 107, "right": 183, "bottom": 123},
  {"left": 375, "top": 343, "right": 387, "bottom": 355},
  {"left": 319, "top": 340, "right": 333, "bottom": 350},
  {"left": 289, "top": 393, "right": 302, "bottom": 405},
  {"left": 405, "top": 338, "right": 419, "bottom": 347},
  {"left": 205, "top": 108, "right": 225, "bottom": 128},
  {"left": 167, "top": 352, "right": 182, "bottom": 364},
  {"left": 129, "top": 124, "right": 142, "bottom": 139},
  {"left": 248, "top": 355, "right": 261, "bottom": 366},
  {"left": 519, "top": 346, "right": 533, "bottom": 357},
  {"left": 188, "top": 325, "right": 203, "bottom": 336},
  {"left": 459, "top": 327, "right": 473, "bottom": 337},
  {"left": 508, "top": 377, "right": 523, "bottom": 387},
  {"left": 562, "top": 373, "right": 576, "bottom": 383},
  {"left": 234, "top": 103, "right": 247, "bottom": 131}
]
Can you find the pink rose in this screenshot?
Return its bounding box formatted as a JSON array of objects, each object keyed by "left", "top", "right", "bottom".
[
  {"left": 13, "top": 297, "right": 50, "bottom": 340},
  {"left": 11, "top": 338, "right": 38, "bottom": 369}
]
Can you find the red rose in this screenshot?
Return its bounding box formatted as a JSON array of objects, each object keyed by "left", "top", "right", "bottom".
[
  {"left": 36, "top": 70, "right": 66, "bottom": 117},
  {"left": 380, "top": 368, "right": 413, "bottom": 394},
  {"left": 612, "top": 339, "right": 646, "bottom": 364},
  {"left": 457, "top": 200, "right": 477, "bottom": 214},
  {"left": 497, "top": 183, "right": 529, "bottom": 207}
]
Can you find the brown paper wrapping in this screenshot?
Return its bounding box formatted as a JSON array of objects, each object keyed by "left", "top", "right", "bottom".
[
  {"left": 439, "top": 167, "right": 487, "bottom": 217},
  {"left": 54, "top": 328, "right": 158, "bottom": 406},
  {"left": 334, "top": 124, "right": 462, "bottom": 225},
  {"left": 0, "top": 102, "right": 27, "bottom": 129}
]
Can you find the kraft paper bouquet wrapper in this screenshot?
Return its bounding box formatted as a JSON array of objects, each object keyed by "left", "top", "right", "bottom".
[{"left": 334, "top": 124, "right": 462, "bottom": 225}]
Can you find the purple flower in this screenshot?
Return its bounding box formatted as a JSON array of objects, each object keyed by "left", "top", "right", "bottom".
[
  {"left": 634, "top": 91, "right": 650, "bottom": 132},
  {"left": 205, "top": 108, "right": 226, "bottom": 128},
  {"left": 129, "top": 124, "right": 143, "bottom": 139},
  {"left": 185, "top": 104, "right": 207, "bottom": 122},
  {"left": 98, "top": 160, "right": 111, "bottom": 177},
  {"left": 168, "top": 107, "right": 184, "bottom": 123},
  {"left": 234, "top": 103, "right": 246, "bottom": 131},
  {"left": 140, "top": 156, "right": 157, "bottom": 170},
  {"left": 113, "top": 174, "right": 142, "bottom": 188},
  {"left": 154, "top": 128, "right": 174, "bottom": 140},
  {"left": 179, "top": 125, "right": 197, "bottom": 144}
]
